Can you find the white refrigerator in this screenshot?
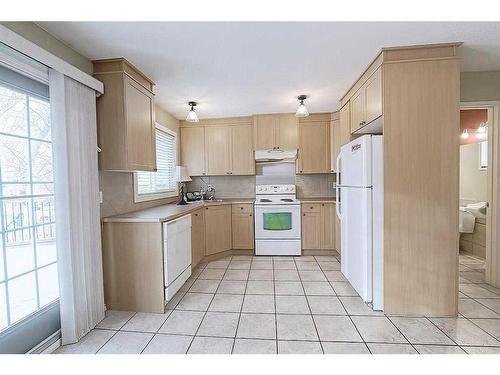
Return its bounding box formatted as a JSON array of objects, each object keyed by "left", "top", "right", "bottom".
[{"left": 336, "top": 135, "right": 383, "bottom": 310}]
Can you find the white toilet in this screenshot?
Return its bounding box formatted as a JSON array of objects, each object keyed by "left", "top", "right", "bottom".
[{"left": 459, "top": 202, "right": 487, "bottom": 233}]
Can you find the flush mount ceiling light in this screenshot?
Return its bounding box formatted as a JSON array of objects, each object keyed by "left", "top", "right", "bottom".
[
  {"left": 460, "top": 129, "right": 469, "bottom": 140},
  {"left": 186, "top": 101, "right": 199, "bottom": 123},
  {"left": 295, "top": 95, "right": 309, "bottom": 118}
]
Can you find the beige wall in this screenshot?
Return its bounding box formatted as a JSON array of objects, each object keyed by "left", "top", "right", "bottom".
[
  {"left": 1, "top": 22, "right": 93, "bottom": 74},
  {"left": 460, "top": 143, "right": 487, "bottom": 205},
  {"left": 461, "top": 71, "right": 500, "bottom": 102},
  {"left": 100, "top": 105, "right": 180, "bottom": 217}
]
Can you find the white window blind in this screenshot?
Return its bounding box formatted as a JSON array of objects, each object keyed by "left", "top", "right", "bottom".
[{"left": 135, "top": 125, "right": 177, "bottom": 201}]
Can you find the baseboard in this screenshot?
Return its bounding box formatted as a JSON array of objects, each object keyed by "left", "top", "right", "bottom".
[
  {"left": 302, "top": 249, "right": 340, "bottom": 256},
  {"left": 28, "top": 329, "right": 61, "bottom": 354}
]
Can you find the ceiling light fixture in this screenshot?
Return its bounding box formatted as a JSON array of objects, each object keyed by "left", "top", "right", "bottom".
[
  {"left": 460, "top": 129, "right": 469, "bottom": 140},
  {"left": 295, "top": 95, "right": 309, "bottom": 118},
  {"left": 186, "top": 101, "right": 199, "bottom": 123}
]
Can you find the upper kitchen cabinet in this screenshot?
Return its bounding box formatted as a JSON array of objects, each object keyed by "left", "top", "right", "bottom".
[
  {"left": 180, "top": 117, "right": 254, "bottom": 176},
  {"left": 93, "top": 58, "right": 156, "bottom": 172},
  {"left": 253, "top": 113, "right": 298, "bottom": 150},
  {"left": 180, "top": 126, "right": 206, "bottom": 176},
  {"left": 297, "top": 113, "right": 331, "bottom": 174},
  {"left": 342, "top": 65, "right": 383, "bottom": 135},
  {"left": 330, "top": 111, "right": 340, "bottom": 173}
]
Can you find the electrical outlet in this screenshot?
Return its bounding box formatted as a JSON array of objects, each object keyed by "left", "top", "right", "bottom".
[{"left": 99, "top": 191, "right": 103, "bottom": 204}]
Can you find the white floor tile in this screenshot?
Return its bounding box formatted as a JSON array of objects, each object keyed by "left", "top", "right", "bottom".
[
  {"left": 367, "top": 343, "right": 417, "bottom": 354},
  {"left": 462, "top": 346, "right": 500, "bottom": 354},
  {"left": 299, "top": 270, "right": 327, "bottom": 282},
  {"left": 459, "top": 299, "right": 500, "bottom": 318},
  {"left": 274, "top": 269, "right": 300, "bottom": 281},
  {"left": 330, "top": 282, "right": 358, "bottom": 297},
  {"left": 223, "top": 269, "right": 250, "bottom": 281},
  {"left": 246, "top": 280, "right": 274, "bottom": 295},
  {"left": 470, "top": 318, "right": 500, "bottom": 341},
  {"left": 278, "top": 340, "right": 322, "bottom": 354},
  {"left": 208, "top": 294, "right": 244, "bottom": 312},
  {"left": 248, "top": 269, "right": 274, "bottom": 281},
  {"left": 242, "top": 294, "right": 275, "bottom": 313},
  {"left": 430, "top": 318, "right": 500, "bottom": 346},
  {"left": 352, "top": 316, "right": 407, "bottom": 344},
  {"left": 313, "top": 315, "right": 362, "bottom": 342},
  {"left": 96, "top": 310, "right": 135, "bottom": 330},
  {"left": 275, "top": 281, "right": 304, "bottom": 295},
  {"left": 307, "top": 296, "right": 346, "bottom": 315},
  {"left": 389, "top": 317, "right": 454, "bottom": 345},
  {"left": 322, "top": 342, "right": 370, "bottom": 354},
  {"left": 302, "top": 282, "right": 335, "bottom": 296},
  {"left": 197, "top": 312, "right": 239, "bottom": 337},
  {"left": 339, "top": 296, "right": 384, "bottom": 316},
  {"left": 276, "top": 314, "right": 319, "bottom": 341},
  {"left": 188, "top": 336, "right": 234, "bottom": 354},
  {"left": 237, "top": 313, "right": 276, "bottom": 339},
  {"left": 232, "top": 338, "right": 276, "bottom": 354},
  {"left": 97, "top": 331, "right": 153, "bottom": 354},
  {"left": 276, "top": 295, "right": 310, "bottom": 314},
  {"left": 158, "top": 310, "right": 205, "bottom": 335},
  {"left": 142, "top": 334, "right": 192, "bottom": 354},
  {"left": 198, "top": 268, "right": 225, "bottom": 280},
  {"left": 414, "top": 345, "right": 466, "bottom": 354},
  {"left": 189, "top": 279, "right": 220, "bottom": 293},
  {"left": 217, "top": 280, "right": 247, "bottom": 294},
  {"left": 176, "top": 292, "right": 213, "bottom": 311},
  {"left": 121, "top": 312, "right": 171, "bottom": 333}
]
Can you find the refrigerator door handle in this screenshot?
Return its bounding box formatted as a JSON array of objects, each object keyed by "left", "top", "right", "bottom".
[{"left": 336, "top": 153, "right": 342, "bottom": 219}]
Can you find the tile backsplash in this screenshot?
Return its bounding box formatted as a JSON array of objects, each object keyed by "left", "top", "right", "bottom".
[{"left": 187, "top": 174, "right": 336, "bottom": 199}]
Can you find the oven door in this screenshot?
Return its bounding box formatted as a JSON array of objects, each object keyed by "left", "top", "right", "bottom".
[{"left": 255, "top": 204, "right": 301, "bottom": 239}]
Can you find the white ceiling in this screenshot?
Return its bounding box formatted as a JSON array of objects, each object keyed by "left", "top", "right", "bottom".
[{"left": 37, "top": 22, "right": 500, "bottom": 119}]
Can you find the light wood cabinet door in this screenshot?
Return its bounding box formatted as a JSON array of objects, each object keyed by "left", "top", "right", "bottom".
[
  {"left": 191, "top": 208, "right": 205, "bottom": 268},
  {"left": 276, "top": 114, "right": 299, "bottom": 149},
  {"left": 204, "top": 205, "right": 232, "bottom": 256},
  {"left": 124, "top": 76, "right": 156, "bottom": 171},
  {"left": 330, "top": 118, "right": 341, "bottom": 173},
  {"left": 180, "top": 127, "right": 206, "bottom": 176},
  {"left": 231, "top": 125, "right": 255, "bottom": 175},
  {"left": 297, "top": 121, "right": 330, "bottom": 174},
  {"left": 339, "top": 103, "right": 351, "bottom": 147},
  {"left": 350, "top": 88, "right": 366, "bottom": 133},
  {"left": 231, "top": 207, "right": 254, "bottom": 250},
  {"left": 253, "top": 115, "right": 276, "bottom": 150},
  {"left": 205, "top": 126, "right": 231, "bottom": 175},
  {"left": 301, "top": 211, "right": 321, "bottom": 249},
  {"left": 365, "top": 68, "right": 382, "bottom": 124},
  {"left": 320, "top": 203, "right": 336, "bottom": 249}
]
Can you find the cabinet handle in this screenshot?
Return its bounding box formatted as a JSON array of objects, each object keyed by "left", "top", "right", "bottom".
[
  {"left": 240, "top": 207, "right": 243, "bottom": 210},
  {"left": 202, "top": 172, "right": 206, "bottom": 175},
  {"left": 300, "top": 170, "right": 303, "bottom": 173},
  {"left": 205, "top": 207, "right": 208, "bottom": 210},
  {"left": 303, "top": 213, "right": 306, "bottom": 216},
  {"left": 249, "top": 214, "right": 252, "bottom": 217},
  {"left": 310, "top": 206, "right": 313, "bottom": 209}
]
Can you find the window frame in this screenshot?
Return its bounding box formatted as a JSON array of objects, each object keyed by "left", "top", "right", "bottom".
[{"left": 133, "top": 123, "right": 178, "bottom": 203}]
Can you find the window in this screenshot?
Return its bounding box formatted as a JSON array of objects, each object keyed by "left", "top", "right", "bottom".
[
  {"left": 0, "top": 78, "right": 57, "bottom": 333},
  {"left": 134, "top": 124, "right": 178, "bottom": 202}
]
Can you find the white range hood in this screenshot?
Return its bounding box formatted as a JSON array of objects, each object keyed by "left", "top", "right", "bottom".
[{"left": 255, "top": 149, "right": 297, "bottom": 163}]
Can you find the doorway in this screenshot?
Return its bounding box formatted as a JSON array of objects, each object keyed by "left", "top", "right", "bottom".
[{"left": 459, "top": 103, "right": 500, "bottom": 289}]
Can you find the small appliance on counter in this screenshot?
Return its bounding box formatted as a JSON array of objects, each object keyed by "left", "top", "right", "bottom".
[{"left": 176, "top": 166, "right": 192, "bottom": 205}]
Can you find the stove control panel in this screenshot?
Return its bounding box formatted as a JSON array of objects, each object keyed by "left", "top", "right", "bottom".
[{"left": 255, "top": 184, "right": 296, "bottom": 194}]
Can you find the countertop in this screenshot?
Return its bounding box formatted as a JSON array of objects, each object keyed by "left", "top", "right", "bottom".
[
  {"left": 299, "top": 197, "right": 337, "bottom": 203},
  {"left": 102, "top": 198, "right": 255, "bottom": 223}
]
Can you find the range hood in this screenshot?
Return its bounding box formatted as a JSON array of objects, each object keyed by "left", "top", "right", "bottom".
[{"left": 255, "top": 149, "right": 297, "bottom": 163}]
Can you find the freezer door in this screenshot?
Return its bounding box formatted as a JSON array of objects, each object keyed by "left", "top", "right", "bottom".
[
  {"left": 340, "top": 135, "right": 372, "bottom": 187},
  {"left": 340, "top": 186, "right": 372, "bottom": 303}
]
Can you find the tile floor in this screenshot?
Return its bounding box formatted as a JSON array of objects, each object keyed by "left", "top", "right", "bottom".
[{"left": 55, "top": 253, "right": 500, "bottom": 354}]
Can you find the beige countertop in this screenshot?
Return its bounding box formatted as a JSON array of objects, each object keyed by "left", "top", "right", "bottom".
[
  {"left": 299, "top": 197, "right": 337, "bottom": 203},
  {"left": 102, "top": 198, "right": 255, "bottom": 223}
]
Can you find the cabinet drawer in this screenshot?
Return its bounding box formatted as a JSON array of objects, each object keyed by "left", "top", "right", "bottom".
[
  {"left": 301, "top": 203, "right": 321, "bottom": 213},
  {"left": 232, "top": 203, "right": 253, "bottom": 214}
]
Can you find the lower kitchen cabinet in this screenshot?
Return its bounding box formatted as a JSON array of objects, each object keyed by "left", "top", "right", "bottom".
[
  {"left": 231, "top": 203, "right": 254, "bottom": 249},
  {"left": 191, "top": 208, "right": 205, "bottom": 267},
  {"left": 204, "top": 205, "right": 232, "bottom": 255},
  {"left": 301, "top": 202, "right": 337, "bottom": 251}
]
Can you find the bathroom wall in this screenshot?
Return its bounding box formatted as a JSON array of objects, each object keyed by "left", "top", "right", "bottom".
[
  {"left": 459, "top": 143, "right": 487, "bottom": 205},
  {"left": 100, "top": 106, "right": 180, "bottom": 217}
]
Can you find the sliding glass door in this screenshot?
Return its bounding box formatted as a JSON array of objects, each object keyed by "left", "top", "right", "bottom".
[{"left": 0, "top": 50, "right": 59, "bottom": 352}]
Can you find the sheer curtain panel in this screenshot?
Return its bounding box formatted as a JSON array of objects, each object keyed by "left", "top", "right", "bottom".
[{"left": 49, "top": 70, "right": 104, "bottom": 344}]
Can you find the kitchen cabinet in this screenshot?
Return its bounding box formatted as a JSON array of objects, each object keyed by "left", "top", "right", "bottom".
[
  {"left": 350, "top": 67, "right": 382, "bottom": 134},
  {"left": 180, "top": 120, "right": 254, "bottom": 176},
  {"left": 301, "top": 204, "right": 321, "bottom": 250},
  {"left": 339, "top": 102, "right": 351, "bottom": 147},
  {"left": 297, "top": 116, "right": 330, "bottom": 174},
  {"left": 330, "top": 112, "right": 340, "bottom": 173},
  {"left": 301, "top": 202, "right": 337, "bottom": 251},
  {"left": 205, "top": 126, "right": 231, "bottom": 175},
  {"left": 231, "top": 204, "right": 254, "bottom": 249},
  {"left": 204, "top": 205, "right": 232, "bottom": 256},
  {"left": 180, "top": 127, "right": 206, "bottom": 176},
  {"left": 191, "top": 208, "right": 205, "bottom": 268},
  {"left": 93, "top": 58, "right": 156, "bottom": 172},
  {"left": 253, "top": 113, "right": 298, "bottom": 150},
  {"left": 230, "top": 125, "right": 255, "bottom": 175}
]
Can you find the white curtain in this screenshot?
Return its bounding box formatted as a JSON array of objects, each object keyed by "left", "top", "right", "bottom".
[{"left": 49, "top": 70, "right": 105, "bottom": 345}]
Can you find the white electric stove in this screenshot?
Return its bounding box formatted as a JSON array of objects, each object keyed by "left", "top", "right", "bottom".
[{"left": 254, "top": 184, "right": 301, "bottom": 256}]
